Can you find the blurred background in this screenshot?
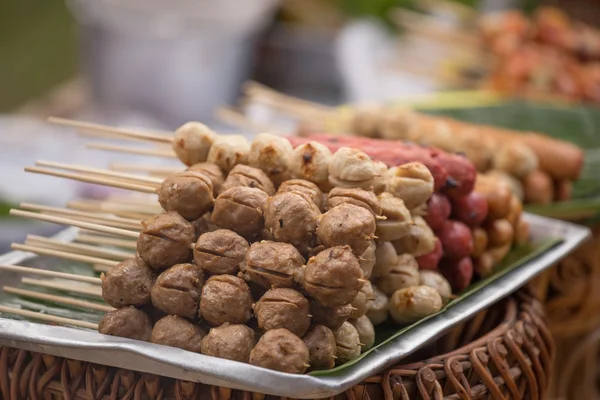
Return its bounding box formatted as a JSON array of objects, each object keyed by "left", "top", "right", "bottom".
[{"left": 1, "top": 0, "right": 600, "bottom": 250}]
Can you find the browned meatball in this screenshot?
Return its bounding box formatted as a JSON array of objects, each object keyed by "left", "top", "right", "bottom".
[
  {"left": 220, "top": 164, "right": 275, "bottom": 195},
  {"left": 158, "top": 171, "right": 214, "bottom": 221},
  {"left": 249, "top": 329, "right": 310, "bottom": 374},
  {"left": 188, "top": 162, "right": 224, "bottom": 195},
  {"left": 102, "top": 259, "right": 155, "bottom": 308},
  {"left": 98, "top": 306, "right": 152, "bottom": 341},
  {"left": 263, "top": 191, "right": 321, "bottom": 246},
  {"left": 201, "top": 324, "right": 256, "bottom": 363},
  {"left": 151, "top": 263, "right": 204, "bottom": 319},
  {"left": 310, "top": 301, "right": 352, "bottom": 331},
  {"left": 190, "top": 213, "right": 218, "bottom": 240},
  {"left": 254, "top": 288, "right": 311, "bottom": 337},
  {"left": 303, "top": 325, "right": 336, "bottom": 370},
  {"left": 302, "top": 246, "right": 363, "bottom": 307},
  {"left": 327, "top": 188, "right": 381, "bottom": 217},
  {"left": 199, "top": 275, "right": 253, "bottom": 326},
  {"left": 211, "top": 187, "right": 268, "bottom": 239},
  {"left": 137, "top": 212, "right": 195, "bottom": 270},
  {"left": 277, "top": 179, "right": 324, "bottom": 210},
  {"left": 317, "top": 204, "right": 376, "bottom": 256},
  {"left": 193, "top": 229, "right": 248, "bottom": 275},
  {"left": 151, "top": 315, "right": 205, "bottom": 353},
  {"left": 240, "top": 241, "right": 304, "bottom": 289}
]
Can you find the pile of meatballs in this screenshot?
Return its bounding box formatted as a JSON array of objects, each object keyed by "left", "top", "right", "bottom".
[{"left": 98, "top": 123, "right": 454, "bottom": 374}]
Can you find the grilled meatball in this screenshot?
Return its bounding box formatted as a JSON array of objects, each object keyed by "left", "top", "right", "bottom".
[
  {"left": 211, "top": 187, "right": 268, "bottom": 240},
  {"left": 188, "top": 162, "right": 224, "bottom": 196},
  {"left": 302, "top": 246, "right": 363, "bottom": 307},
  {"left": 240, "top": 241, "right": 304, "bottom": 289},
  {"left": 137, "top": 212, "right": 195, "bottom": 270},
  {"left": 102, "top": 258, "right": 155, "bottom": 308},
  {"left": 351, "top": 280, "right": 374, "bottom": 319},
  {"left": 350, "top": 316, "right": 375, "bottom": 350},
  {"left": 98, "top": 306, "right": 152, "bottom": 341},
  {"left": 377, "top": 254, "right": 420, "bottom": 296},
  {"left": 249, "top": 329, "right": 310, "bottom": 374},
  {"left": 387, "top": 162, "right": 434, "bottom": 209},
  {"left": 329, "top": 147, "right": 376, "bottom": 189},
  {"left": 317, "top": 204, "right": 376, "bottom": 256},
  {"left": 333, "top": 322, "right": 361, "bottom": 364},
  {"left": 201, "top": 324, "right": 255, "bottom": 363},
  {"left": 172, "top": 122, "right": 216, "bottom": 166},
  {"left": 207, "top": 135, "right": 250, "bottom": 173},
  {"left": 151, "top": 263, "right": 204, "bottom": 319},
  {"left": 310, "top": 301, "right": 352, "bottom": 331},
  {"left": 151, "top": 315, "right": 205, "bottom": 353},
  {"left": 254, "top": 288, "right": 311, "bottom": 337},
  {"left": 158, "top": 171, "right": 214, "bottom": 221},
  {"left": 277, "top": 179, "right": 324, "bottom": 210},
  {"left": 248, "top": 133, "right": 294, "bottom": 186},
  {"left": 220, "top": 164, "right": 275, "bottom": 195},
  {"left": 199, "top": 275, "right": 253, "bottom": 326},
  {"left": 303, "top": 325, "right": 336, "bottom": 370},
  {"left": 290, "top": 141, "right": 333, "bottom": 189},
  {"left": 327, "top": 187, "right": 381, "bottom": 217},
  {"left": 193, "top": 229, "right": 248, "bottom": 275},
  {"left": 263, "top": 191, "right": 321, "bottom": 246}
]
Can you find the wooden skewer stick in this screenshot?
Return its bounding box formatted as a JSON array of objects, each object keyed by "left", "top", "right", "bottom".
[
  {"left": 11, "top": 243, "right": 120, "bottom": 267},
  {"left": 109, "top": 163, "right": 183, "bottom": 175},
  {"left": 36, "top": 160, "right": 163, "bottom": 186},
  {"left": 26, "top": 235, "right": 135, "bottom": 260},
  {"left": 9, "top": 209, "right": 140, "bottom": 239},
  {"left": 21, "top": 278, "right": 102, "bottom": 297},
  {"left": 20, "top": 203, "right": 142, "bottom": 230},
  {"left": 93, "top": 264, "right": 112, "bottom": 273},
  {"left": 0, "top": 305, "right": 98, "bottom": 330},
  {"left": 3, "top": 286, "right": 113, "bottom": 313},
  {"left": 75, "top": 233, "right": 137, "bottom": 250},
  {"left": 67, "top": 201, "right": 153, "bottom": 220},
  {"left": 47, "top": 116, "right": 173, "bottom": 143},
  {"left": 24, "top": 167, "right": 157, "bottom": 194},
  {"left": 87, "top": 143, "right": 177, "bottom": 159},
  {"left": 0, "top": 265, "right": 101, "bottom": 284}
]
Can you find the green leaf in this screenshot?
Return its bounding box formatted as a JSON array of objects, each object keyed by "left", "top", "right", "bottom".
[
  {"left": 310, "top": 236, "right": 561, "bottom": 376},
  {"left": 421, "top": 101, "right": 600, "bottom": 222}
]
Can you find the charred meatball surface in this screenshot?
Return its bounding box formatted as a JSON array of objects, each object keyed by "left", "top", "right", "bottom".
[
  {"left": 98, "top": 306, "right": 152, "bottom": 341},
  {"left": 151, "top": 263, "right": 204, "bottom": 319},
  {"left": 199, "top": 275, "right": 253, "bottom": 326},
  {"left": 137, "top": 212, "right": 195, "bottom": 270},
  {"left": 102, "top": 258, "right": 155, "bottom": 308}
]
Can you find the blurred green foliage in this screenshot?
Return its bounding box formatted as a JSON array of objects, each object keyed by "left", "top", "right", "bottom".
[{"left": 0, "top": 0, "right": 78, "bottom": 111}]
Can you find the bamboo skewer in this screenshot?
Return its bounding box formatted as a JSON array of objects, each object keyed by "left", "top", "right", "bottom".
[
  {"left": 36, "top": 160, "right": 163, "bottom": 186},
  {"left": 109, "top": 163, "right": 183, "bottom": 176},
  {"left": 20, "top": 203, "right": 142, "bottom": 230},
  {"left": 75, "top": 233, "right": 137, "bottom": 250},
  {"left": 3, "top": 286, "right": 113, "bottom": 313},
  {"left": 9, "top": 210, "right": 140, "bottom": 239},
  {"left": 0, "top": 265, "right": 101, "bottom": 284},
  {"left": 24, "top": 167, "right": 157, "bottom": 194},
  {"left": 11, "top": 243, "right": 120, "bottom": 268},
  {"left": 0, "top": 305, "right": 99, "bottom": 329},
  {"left": 67, "top": 200, "right": 155, "bottom": 220},
  {"left": 25, "top": 235, "right": 135, "bottom": 260},
  {"left": 87, "top": 143, "right": 177, "bottom": 158},
  {"left": 47, "top": 116, "right": 173, "bottom": 143},
  {"left": 21, "top": 278, "right": 102, "bottom": 297},
  {"left": 93, "top": 265, "right": 112, "bottom": 273}
]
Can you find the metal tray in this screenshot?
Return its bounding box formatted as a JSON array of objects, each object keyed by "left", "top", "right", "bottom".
[{"left": 0, "top": 213, "right": 590, "bottom": 398}]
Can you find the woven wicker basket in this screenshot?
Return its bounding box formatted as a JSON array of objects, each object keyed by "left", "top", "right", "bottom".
[
  {"left": 0, "top": 287, "right": 552, "bottom": 400},
  {"left": 534, "top": 224, "right": 600, "bottom": 399}
]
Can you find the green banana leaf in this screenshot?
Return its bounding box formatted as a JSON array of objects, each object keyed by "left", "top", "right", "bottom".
[
  {"left": 310, "top": 236, "right": 560, "bottom": 376},
  {"left": 421, "top": 102, "right": 600, "bottom": 223}
]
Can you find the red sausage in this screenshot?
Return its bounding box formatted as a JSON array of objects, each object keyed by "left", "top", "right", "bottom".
[
  {"left": 416, "top": 238, "right": 443, "bottom": 270},
  {"left": 438, "top": 220, "right": 474, "bottom": 260},
  {"left": 451, "top": 192, "right": 489, "bottom": 228},
  {"left": 440, "top": 257, "right": 474, "bottom": 292},
  {"left": 424, "top": 194, "right": 451, "bottom": 233}
]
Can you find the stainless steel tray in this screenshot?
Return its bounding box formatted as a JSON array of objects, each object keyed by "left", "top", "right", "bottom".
[{"left": 0, "top": 213, "right": 590, "bottom": 398}]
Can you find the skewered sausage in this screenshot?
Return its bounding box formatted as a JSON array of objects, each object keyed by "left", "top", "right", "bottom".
[{"left": 438, "top": 221, "right": 474, "bottom": 260}]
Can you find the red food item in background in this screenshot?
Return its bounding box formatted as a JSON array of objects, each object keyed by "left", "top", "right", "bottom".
[
  {"left": 429, "top": 149, "right": 477, "bottom": 195},
  {"left": 451, "top": 192, "right": 489, "bottom": 227},
  {"left": 424, "top": 194, "right": 451, "bottom": 233},
  {"left": 416, "top": 238, "right": 443, "bottom": 270},
  {"left": 439, "top": 257, "right": 474, "bottom": 292},
  {"left": 439, "top": 221, "right": 474, "bottom": 260}
]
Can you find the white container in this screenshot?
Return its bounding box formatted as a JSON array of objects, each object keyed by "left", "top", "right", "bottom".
[{"left": 68, "top": 0, "right": 280, "bottom": 127}]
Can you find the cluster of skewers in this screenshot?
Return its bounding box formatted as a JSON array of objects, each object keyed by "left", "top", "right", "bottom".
[
  {"left": 0, "top": 112, "right": 527, "bottom": 374},
  {"left": 237, "top": 82, "right": 584, "bottom": 207}
]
